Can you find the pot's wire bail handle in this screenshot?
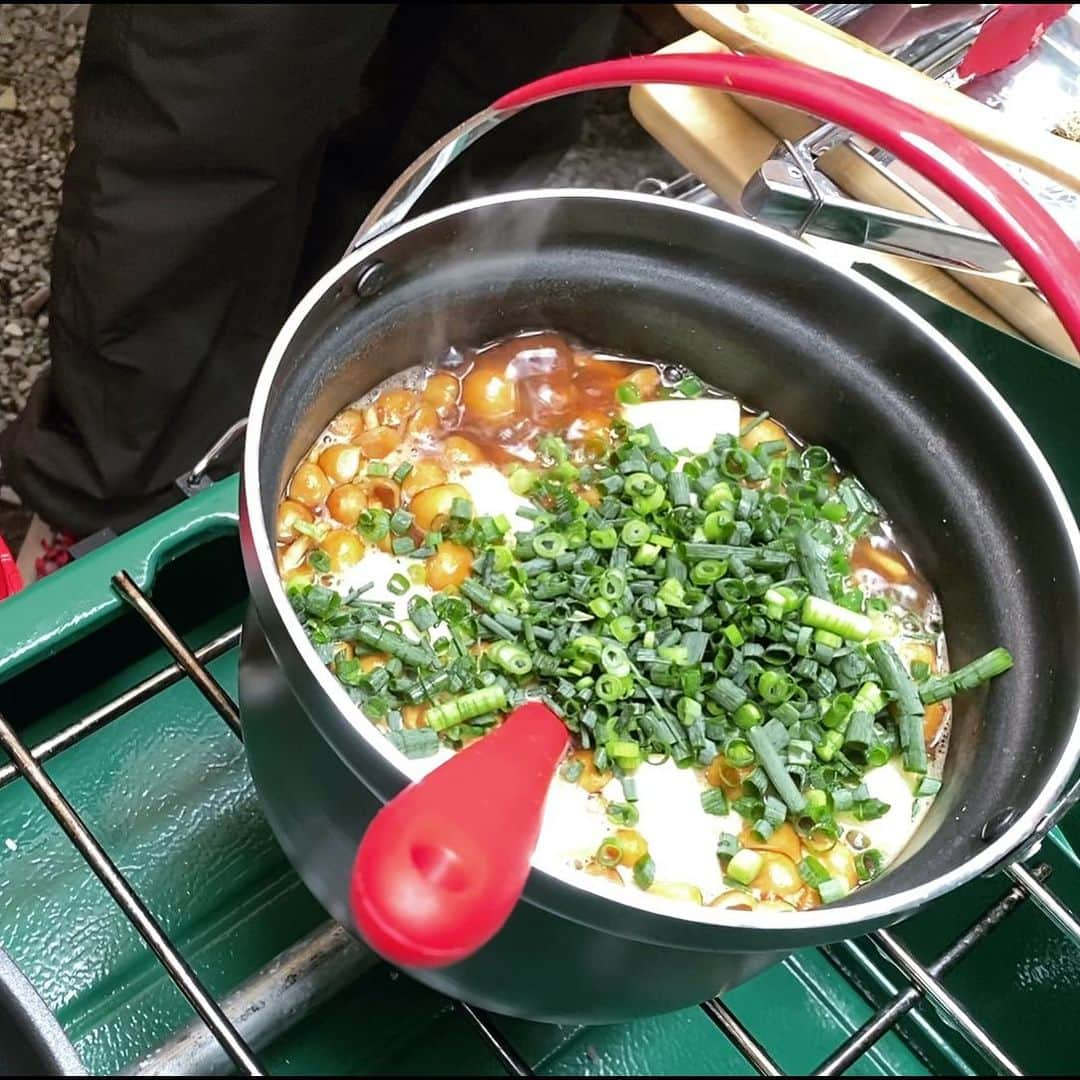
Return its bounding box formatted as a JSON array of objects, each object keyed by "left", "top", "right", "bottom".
[
  {"left": 347, "top": 54, "right": 1080, "bottom": 356},
  {"left": 350, "top": 701, "right": 568, "bottom": 969}
]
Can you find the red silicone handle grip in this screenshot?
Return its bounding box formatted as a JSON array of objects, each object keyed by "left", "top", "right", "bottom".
[{"left": 350, "top": 701, "right": 568, "bottom": 968}]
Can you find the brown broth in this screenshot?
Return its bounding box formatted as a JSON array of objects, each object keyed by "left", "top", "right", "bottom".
[{"left": 443, "top": 331, "right": 647, "bottom": 465}]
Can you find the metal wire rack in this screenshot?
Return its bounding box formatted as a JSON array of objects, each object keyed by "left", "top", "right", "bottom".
[{"left": 0, "top": 564, "right": 1078, "bottom": 1076}]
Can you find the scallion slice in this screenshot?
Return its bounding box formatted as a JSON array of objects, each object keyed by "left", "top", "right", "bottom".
[
  {"left": 427, "top": 686, "right": 508, "bottom": 732},
  {"left": 855, "top": 848, "right": 885, "bottom": 882},
  {"left": 607, "top": 802, "right": 640, "bottom": 827},
  {"left": 914, "top": 775, "right": 941, "bottom": 798},
  {"left": 727, "top": 848, "right": 763, "bottom": 886},
  {"left": 386, "top": 728, "right": 439, "bottom": 758},
  {"left": 801, "top": 596, "right": 872, "bottom": 641},
  {"left": 596, "top": 837, "right": 623, "bottom": 868},
  {"left": 919, "top": 647, "right": 1014, "bottom": 704},
  {"left": 818, "top": 876, "right": 850, "bottom": 904},
  {"left": 633, "top": 854, "right": 656, "bottom": 890},
  {"left": 867, "top": 641, "right": 922, "bottom": 717},
  {"left": 716, "top": 833, "right": 740, "bottom": 860}
]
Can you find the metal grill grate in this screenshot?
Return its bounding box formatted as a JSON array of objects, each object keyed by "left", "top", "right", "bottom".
[{"left": 0, "top": 567, "right": 1077, "bottom": 1076}]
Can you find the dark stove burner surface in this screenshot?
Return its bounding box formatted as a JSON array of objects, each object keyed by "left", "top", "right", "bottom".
[{"left": 0, "top": 947, "right": 84, "bottom": 1075}]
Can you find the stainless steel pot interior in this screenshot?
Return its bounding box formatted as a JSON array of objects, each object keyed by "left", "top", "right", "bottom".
[{"left": 241, "top": 190, "right": 1080, "bottom": 951}]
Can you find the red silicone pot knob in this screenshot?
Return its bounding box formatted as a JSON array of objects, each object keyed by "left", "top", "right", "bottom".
[{"left": 350, "top": 700, "right": 569, "bottom": 968}]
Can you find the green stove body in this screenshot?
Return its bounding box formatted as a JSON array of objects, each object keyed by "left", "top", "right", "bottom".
[{"left": 0, "top": 276, "right": 1077, "bottom": 1076}]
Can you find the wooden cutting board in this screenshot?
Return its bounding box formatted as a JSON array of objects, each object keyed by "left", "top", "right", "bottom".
[
  {"left": 629, "top": 13, "right": 1077, "bottom": 362},
  {"left": 629, "top": 34, "right": 1017, "bottom": 341},
  {"left": 680, "top": 3, "right": 1080, "bottom": 192}
]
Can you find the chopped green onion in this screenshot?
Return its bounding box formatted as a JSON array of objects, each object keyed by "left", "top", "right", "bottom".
[
  {"left": 509, "top": 466, "right": 537, "bottom": 496},
  {"left": 607, "top": 740, "right": 642, "bottom": 766},
  {"left": 667, "top": 472, "right": 692, "bottom": 507},
  {"left": 855, "top": 848, "right": 885, "bottom": 882},
  {"left": 822, "top": 693, "right": 855, "bottom": 730},
  {"left": 716, "top": 833, "right": 741, "bottom": 860},
  {"left": 803, "top": 788, "right": 830, "bottom": 823},
  {"left": 709, "top": 678, "right": 748, "bottom": 713},
  {"left": 701, "top": 788, "right": 730, "bottom": 816},
  {"left": 867, "top": 641, "right": 923, "bottom": 717},
  {"left": 795, "top": 529, "right": 831, "bottom": 600},
  {"left": 842, "top": 711, "right": 875, "bottom": 758},
  {"left": 589, "top": 526, "right": 618, "bottom": 549},
  {"left": 866, "top": 741, "right": 891, "bottom": 769},
  {"left": 919, "top": 647, "right": 1014, "bottom": 704},
  {"left": 294, "top": 519, "right": 329, "bottom": 542},
  {"left": 798, "top": 855, "right": 832, "bottom": 888},
  {"left": 533, "top": 531, "right": 568, "bottom": 559},
  {"left": 633, "top": 853, "right": 656, "bottom": 890},
  {"left": 408, "top": 596, "right": 437, "bottom": 632},
  {"left": 801, "top": 595, "right": 872, "bottom": 641},
  {"left": 727, "top": 849, "right": 763, "bottom": 886},
  {"left": 818, "top": 876, "right": 850, "bottom": 904},
  {"left": 815, "top": 729, "right": 844, "bottom": 762},
  {"left": 489, "top": 641, "right": 533, "bottom": 676},
  {"left": 596, "top": 837, "right": 623, "bottom": 868},
  {"left": 747, "top": 725, "right": 806, "bottom": 813},
  {"left": 389, "top": 508, "right": 414, "bottom": 535},
  {"left": 678, "top": 697, "right": 704, "bottom": 726},
  {"left": 561, "top": 758, "right": 584, "bottom": 783},
  {"left": 733, "top": 701, "right": 763, "bottom": 730},
  {"left": 852, "top": 681, "right": 885, "bottom": 716},
  {"left": 691, "top": 559, "right": 727, "bottom": 585},
  {"left": 358, "top": 508, "right": 390, "bottom": 541},
  {"left": 813, "top": 627, "right": 844, "bottom": 650},
  {"left": 355, "top": 625, "right": 429, "bottom": 667},
  {"left": 387, "top": 573, "right": 410, "bottom": 596},
  {"left": 308, "top": 549, "right": 332, "bottom": 574},
  {"left": 427, "top": 686, "right": 508, "bottom": 732},
  {"left": 725, "top": 738, "right": 755, "bottom": 767},
  {"left": 751, "top": 818, "right": 775, "bottom": 842},
  {"left": 914, "top": 775, "right": 941, "bottom": 798},
  {"left": 853, "top": 798, "right": 891, "bottom": 821},
  {"left": 386, "top": 728, "right": 439, "bottom": 758},
  {"left": 633, "top": 542, "right": 661, "bottom": 566},
  {"left": 596, "top": 673, "right": 629, "bottom": 702},
  {"left": 899, "top": 712, "right": 928, "bottom": 775},
  {"left": 607, "top": 802, "right": 640, "bottom": 827}
]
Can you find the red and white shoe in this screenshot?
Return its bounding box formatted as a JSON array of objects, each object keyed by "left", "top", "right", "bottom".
[{"left": 16, "top": 514, "right": 76, "bottom": 584}]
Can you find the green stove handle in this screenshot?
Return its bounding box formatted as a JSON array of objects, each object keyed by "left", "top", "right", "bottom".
[{"left": 0, "top": 475, "right": 240, "bottom": 685}]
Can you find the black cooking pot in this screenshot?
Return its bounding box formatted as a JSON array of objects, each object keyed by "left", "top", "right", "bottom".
[{"left": 238, "top": 62, "right": 1080, "bottom": 1022}]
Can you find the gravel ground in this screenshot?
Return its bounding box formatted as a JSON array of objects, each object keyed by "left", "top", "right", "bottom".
[
  {"left": 0, "top": 4, "right": 678, "bottom": 555},
  {"left": 0, "top": 3, "right": 84, "bottom": 549},
  {"left": 0, "top": 5, "right": 81, "bottom": 422}
]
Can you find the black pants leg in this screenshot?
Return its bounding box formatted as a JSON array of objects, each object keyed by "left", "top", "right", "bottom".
[
  {"left": 2, "top": 3, "right": 617, "bottom": 536},
  {"left": 2, "top": 3, "right": 394, "bottom": 535},
  {"left": 293, "top": 3, "right": 621, "bottom": 307}
]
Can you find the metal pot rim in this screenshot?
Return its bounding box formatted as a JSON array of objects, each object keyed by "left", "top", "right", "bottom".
[{"left": 242, "top": 187, "right": 1080, "bottom": 940}]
